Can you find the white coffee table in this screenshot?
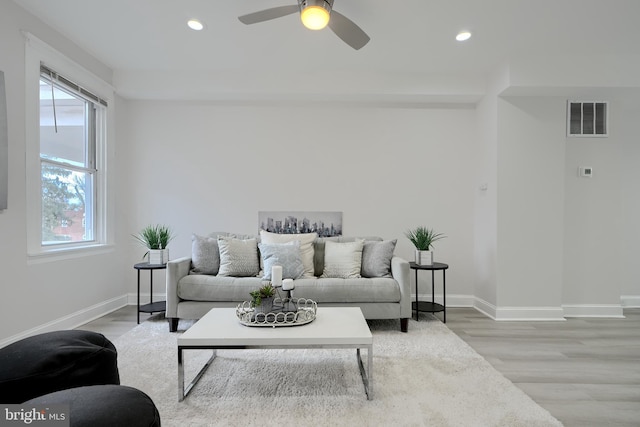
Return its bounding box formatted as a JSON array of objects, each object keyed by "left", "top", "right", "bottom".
[{"left": 178, "top": 306, "right": 373, "bottom": 400}]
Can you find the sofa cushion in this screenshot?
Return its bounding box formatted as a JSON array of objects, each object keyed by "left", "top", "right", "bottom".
[
  {"left": 0, "top": 330, "right": 119, "bottom": 404},
  {"left": 292, "top": 277, "right": 400, "bottom": 303},
  {"left": 321, "top": 239, "right": 365, "bottom": 279},
  {"left": 260, "top": 230, "right": 317, "bottom": 278},
  {"left": 361, "top": 239, "right": 397, "bottom": 278},
  {"left": 190, "top": 234, "right": 220, "bottom": 275},
  {"left": 178, "top": 274, "right": 400, "bottom": 304},
  {"left": 217, "top": 236, "right": 260, "bottom": 277},
  {"left": 25, "top": 385, "right": 160, "bottom": 427},
  {"left": 259, "top": 241, "right": 304, "bottom": 280},
  {"left": 178, "top": 275, "right": 264, "bottom": 302}
]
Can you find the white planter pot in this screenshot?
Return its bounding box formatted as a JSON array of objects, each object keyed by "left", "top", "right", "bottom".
[
  {"left": 149, "top": 249, "right": 169, "bottom": 265},
  {"left": 416, "top": 250, "right": 433, "bottom": 266}
]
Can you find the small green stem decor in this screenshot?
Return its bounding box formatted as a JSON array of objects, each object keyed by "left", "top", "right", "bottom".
[
  {"left": 250, "top": 283, "right": 276, "bottom": 307},
  {"left": 405, "top": 226, "right": 445, "bottom": 251}
]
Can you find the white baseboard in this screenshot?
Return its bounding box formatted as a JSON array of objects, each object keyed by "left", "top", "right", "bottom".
[
  {"left": 473, "top": 297, "right": 497, "bottom": 319},
  {"left": 496, "top": 306, "right": 566, "bottom": 321},
  {"left": 472, "top": 297, "right": 629, "bottom": 320},
  {"left": 621, "top": 295, "right": 640, "bottom": 308},
  {"left": 473, "top": 297, "right": 565, "bottom": 321},
  {"left": 562, "top": 304, "right": 625, "bottom": 318},
  {"left": 0, "top": 295, "right": 128, "bottom": 348}
]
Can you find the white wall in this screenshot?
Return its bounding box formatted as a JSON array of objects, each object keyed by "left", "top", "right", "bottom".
[
  {"left": 619, "top": 100, "right": 640, "bottom": 304},
  {"left": 496, "top": 97, "right": 566, "bottom": 319},
  {"left": 563, "top": 97, "right": 638, "bottom": 312},
  {"left": 491, "top": 94, "right": 640, "bottom": 318},
  {"left": 472, "top": 69, "right": 502, "bottom": 311},
  {"left": 0, "top": 1, "right": 129, "bottom": 344},
  {"left": 488, "top": 56, "right": 640, "bottom": 317},
  {"left": 118, "top": 101, "right": 478, "bottom": 301}
]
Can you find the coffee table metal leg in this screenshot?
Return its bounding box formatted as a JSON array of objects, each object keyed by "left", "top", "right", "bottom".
[
  {"left": 357, "top": 346, "right": 373, "bottom": 400},
  {"left": 178, "top": 348, "right": 217, "bottom": 401}
]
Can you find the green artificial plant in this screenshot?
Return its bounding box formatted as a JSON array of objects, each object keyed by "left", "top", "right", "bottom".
[
  {"left": 250, "top": 283, "right": 276, "bottom": 307},
  {"left": 405, "top": 226, "right": 445, "bottom": 251},
  {"left": 133, "top": 224, "right": 174, "bottom": 258}
]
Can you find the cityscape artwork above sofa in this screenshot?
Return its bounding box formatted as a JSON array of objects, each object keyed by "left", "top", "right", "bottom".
[{"left": 258, "top": 211, "right": 342, "bottom": 237}]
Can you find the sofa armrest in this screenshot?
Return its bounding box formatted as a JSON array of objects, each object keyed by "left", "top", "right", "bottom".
[
  {"left": 391, "top": 256, "right": 411, "bottom": 319},
  {"left": 166, "top": 257, "right": 192, "bottom": 318}
]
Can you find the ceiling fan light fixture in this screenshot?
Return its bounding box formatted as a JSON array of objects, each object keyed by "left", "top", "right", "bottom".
[
  {"left": 187, "top": 19, "right": 204, "bottom": 31},
  {"left": 456, "top": 31, "right": 472, "bottom": 41},
  {"left": 300, "top": 0, "right": 332, "bottom": 30}
]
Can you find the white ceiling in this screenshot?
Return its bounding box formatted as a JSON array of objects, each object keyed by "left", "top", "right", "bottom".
[{"left": 12, "top": 0, "right": 640, "bottom": 101}]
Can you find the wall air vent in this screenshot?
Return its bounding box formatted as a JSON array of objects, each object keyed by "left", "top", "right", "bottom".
[{"left": 567, "top": 101, "right": 608, "bottom": 137}]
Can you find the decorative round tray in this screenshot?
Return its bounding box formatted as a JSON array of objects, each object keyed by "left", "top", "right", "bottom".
[{"left": 236, "top": 298, "right": 317, "bottom": 327}]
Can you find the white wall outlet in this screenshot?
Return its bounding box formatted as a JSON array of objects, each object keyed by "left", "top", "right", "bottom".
[{"left": 579, "top": 166, "right": 593, "bottom": 177}]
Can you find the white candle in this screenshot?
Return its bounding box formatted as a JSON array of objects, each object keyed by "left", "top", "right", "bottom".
[
  {"left": 271, "top": 265, "right": 283, "bottom": 287},
  {"left": 282, "top": 278, "right": 294, "bottom": 291}
]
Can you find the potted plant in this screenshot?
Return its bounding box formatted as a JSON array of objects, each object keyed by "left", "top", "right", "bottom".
[
  {"left": 133, "top": 224, "right": 174, "bottom": 264},
  {"left": 250, "top": 283, "right": 276, "bottom": 313},
  {"left": 405, "top": 226, "right": 445, "bottom": 265}
]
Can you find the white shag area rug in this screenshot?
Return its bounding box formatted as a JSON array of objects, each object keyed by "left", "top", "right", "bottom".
[{"left": 114, "top": 314, "right": 562, "bottom": 427}]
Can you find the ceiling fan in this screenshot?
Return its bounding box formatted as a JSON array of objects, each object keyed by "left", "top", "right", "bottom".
[{"left": 238, "top": 0, "right": 370, "bottom": 50}]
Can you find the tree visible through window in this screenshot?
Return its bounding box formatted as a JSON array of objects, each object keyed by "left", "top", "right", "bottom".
[{"left": 39, "top": 66, "right": 103, "bottom": 245}]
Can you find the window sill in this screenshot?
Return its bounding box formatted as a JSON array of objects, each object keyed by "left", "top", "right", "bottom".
[{"left": 27, "top": 243, "right": 115, "bottom": 264}]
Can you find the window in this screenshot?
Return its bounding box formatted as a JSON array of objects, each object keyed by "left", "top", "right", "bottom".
[
  {"left": 25, "top": 33, "right": 113, "bottom": 257},
  {"left": 39, "top": 65, "right": 106, "bottom": 245}
]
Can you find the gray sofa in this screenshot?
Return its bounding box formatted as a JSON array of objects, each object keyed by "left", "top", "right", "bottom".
[{"left": 166, "top": 233, "right": 411, "bottom": 332}]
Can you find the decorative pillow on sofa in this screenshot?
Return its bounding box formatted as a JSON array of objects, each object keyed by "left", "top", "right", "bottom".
[
  {"left": 259, "top": 241, "right": 304, "bottom": 280},
  {"left": 259, "top": 230, "right": 317, "bottom": 278},
  {"left": 361, "top": 239, "right": 397, "bottom": 278},
  {"left": 321, "top": 239, "right": 365, "bottom": 279},
  {"left": 190, "top": 234, "right": 220, "bottom": 275},
  {"left": 217, "top": 236, "right": 260, "bottom": 277}
]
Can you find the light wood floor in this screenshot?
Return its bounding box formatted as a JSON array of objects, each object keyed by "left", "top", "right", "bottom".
[
  {"left": 80, "top": 306, "right": 640, "bottom": 427},
  {"left": 446, "top": 308, "right": 640, "bottom": 427}
]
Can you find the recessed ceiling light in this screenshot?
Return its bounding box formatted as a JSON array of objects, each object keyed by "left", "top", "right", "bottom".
[
  {"left": 456, "top": 31, "right": 472, "bottom": 41},
  {"left": 187, "top": 19, "right": 204, "bottom": 31}
]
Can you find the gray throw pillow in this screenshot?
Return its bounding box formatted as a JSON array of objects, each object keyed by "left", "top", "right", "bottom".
[
  {"left": 217, "top": 236, "right": 260, "bottom": 277},
  {"left": 361, "top": 239, "right": 397, "bottom": 278},
  {"left": 259, "top": 241, "right": 304, "bottom": 280},
  {"left": 190, "top": 234, "right": 220, "bottom": 275},
  {"left": 259, "top": 230, "right": 317, "bottom": 278}
]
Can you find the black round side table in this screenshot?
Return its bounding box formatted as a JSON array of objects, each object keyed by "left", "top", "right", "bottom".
[
  {"left": 409, "top": 262, "right": 449, "bottom": 323},
  {"left": 134, "top": 262, "right": 167, "bottom": 324}
]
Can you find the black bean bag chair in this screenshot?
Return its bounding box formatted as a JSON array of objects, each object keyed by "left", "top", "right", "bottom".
[
  {"left": 25, "top": 384, "right": 161, "bottom": 427},
  {"left": 0, "top": 330, "right": 119, "bottom": 403}
]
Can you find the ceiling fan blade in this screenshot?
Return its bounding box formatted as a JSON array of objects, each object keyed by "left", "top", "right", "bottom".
[
  {"left": 238, "top": 5, "right": 299, "bottom": 25},
  {"left": 328, "top": 10, "right": 370, "bottom": 50}
]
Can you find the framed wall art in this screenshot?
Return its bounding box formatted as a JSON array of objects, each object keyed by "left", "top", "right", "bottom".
[{"left": 258, "top": 211, "right": 342, "bottom": 237}]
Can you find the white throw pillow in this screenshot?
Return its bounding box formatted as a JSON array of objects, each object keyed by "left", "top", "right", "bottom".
[
  {"left": 259, "top": 230, "right": 317, "bottom": 278},
  {"left": 217, "top": 236, "right": 260, "bottom": 277},
  {"left": 321, "top": 239, "right": 365, "bottom": 279}
]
